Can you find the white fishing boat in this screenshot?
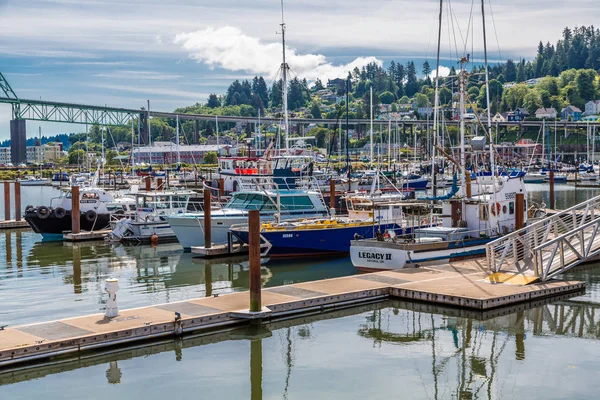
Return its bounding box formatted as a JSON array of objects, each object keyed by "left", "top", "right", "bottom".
[{"left": 107, "top": 189, "right": 198, "bottom": 243}]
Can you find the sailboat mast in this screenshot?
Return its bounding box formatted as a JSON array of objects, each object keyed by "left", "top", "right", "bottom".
[
  {"left": 147, "top": 100, "right": 152, "bottom": 168},
  {"left": 370, "top": 86, "right": 374, "bottom": 163},
  {"left": 280, "top": 0, "right": 289, "bottom": 153},
  {"left": 481, "top": 0, "right": 495, "bottom": 177},
  {"left": 131, "top": 118, "right": 135, "bottom": 171},
  {"left": 346, "top": 76, "right": 350, "bottom": 170},
  {"left": 176, "top": 115, "right": 180, "bottom": 165},
  {"left": 459, "top": 59, "right": 466, "bottom": 190},
  {"left": 432, "top": 0, "right": 443, "bottom": 197}
]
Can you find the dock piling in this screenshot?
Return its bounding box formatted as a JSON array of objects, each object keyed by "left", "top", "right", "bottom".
[
  {"left": 248, "top": 209, "right": 261, "bottom": 312},
  {"left": 203, "top": 189, "right": 212, "bottom": 249},
  {"left": 14, "top": 181, "right": 21, "bottom": 222},
  {"left": 157, "top": 178, "right": 163, "bottom": 191},
  {"left": 516, "top": 193, "right": 525, "bottom": 230},
  {"left": 218, "top": 178, "right": 225, "bottom": 198},
  {"left": 4, "top": 181, "right": 10, "bottom": 220},
  {"left": 71, "top": 185, "right": 80, "bottom": 234},
  {"left": 549, "top": 170, "right": 555, "bottom": 210},
  {"left": 145, "top": 176, "right": 151, "bottom": 192},
  {"left": 329, "top": 179, "right": 336, "bottom": 215}
]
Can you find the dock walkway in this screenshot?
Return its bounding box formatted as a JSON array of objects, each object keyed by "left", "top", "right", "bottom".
[{"left": 0, "top": 259, "right": 584, "bottom": 368}]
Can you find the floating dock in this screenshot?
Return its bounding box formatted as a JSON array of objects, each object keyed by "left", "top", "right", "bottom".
[
  {"left": 0, "top": 220, "right": 29, "bottom": 230},
  {"left": 0, "top": 259, "right": 584, "bottom": 368},
  {"left": 63, "top": 229, "right": 111, "bottom": 242}
]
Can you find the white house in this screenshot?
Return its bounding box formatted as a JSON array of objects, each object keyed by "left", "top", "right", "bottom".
[
  {"left": 585, "top": 100, "right": 600, "bottom": 116},
  {"left": 492, "top": 112, "right": 508, "bottom": 123},
  {"left": 535, "top": 107, "right": 557, "bottom": 119}
]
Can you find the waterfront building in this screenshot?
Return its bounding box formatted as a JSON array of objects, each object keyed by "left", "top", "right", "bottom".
[
  {"left": 131, "top": 142, "right": 237, "bottom": 164},
  {"left": 0, "top": 144, "right": 64, "bottom": 165}
]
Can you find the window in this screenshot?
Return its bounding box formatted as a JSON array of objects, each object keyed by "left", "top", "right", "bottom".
[
  {"left": 509, "top": 201, "right": 515, "bottom": 215},
  {"left": 280, "top": 195, "right": 314, "bottom": 210},
  {"left": 502, "top": 205, "right": 507, "bottom": 214}
]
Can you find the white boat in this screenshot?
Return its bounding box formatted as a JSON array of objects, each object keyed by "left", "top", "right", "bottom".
[
  {"left": 164, "top": 187, "right": 329, "bottom": 250},
  {"left": 18, "top": 176, "right": 50, "bottom": 186},
  {"left": 107, "top": 189, "right": 198, "bottom": 243},
  {"left": 350, "top": 174, "right": 528, "bottom": 271}
]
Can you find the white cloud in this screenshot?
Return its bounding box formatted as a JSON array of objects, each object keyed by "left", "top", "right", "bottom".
[
  {"left": 429, "top": 65, "right": 451, "bottom": 78},
  {"left": 173, "top": 26, "right": 381, "bottom": 82}
]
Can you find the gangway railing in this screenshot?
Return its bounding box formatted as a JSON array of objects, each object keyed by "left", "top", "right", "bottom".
[{"left": 486, "top": 194, "right": 600, "bottom": 281}]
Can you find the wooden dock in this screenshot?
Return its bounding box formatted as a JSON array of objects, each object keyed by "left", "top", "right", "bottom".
[
  {"left": 63, "top": 229, "right": 111, "bottom": 242},
  {"left": 0, "top": 220, "right": 29, "bottom": 230},
  {"left": 0, "top": 259, "right": 584, "bottom": 368}
]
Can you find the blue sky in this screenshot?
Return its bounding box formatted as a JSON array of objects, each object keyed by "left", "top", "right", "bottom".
[{"left": 1, "top": 0, "right": 599, "bottom": 139}]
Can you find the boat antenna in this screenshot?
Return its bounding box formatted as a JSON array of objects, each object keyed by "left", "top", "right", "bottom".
[{"left": 279, "top": 0, "right": 290, "bottom": 154}]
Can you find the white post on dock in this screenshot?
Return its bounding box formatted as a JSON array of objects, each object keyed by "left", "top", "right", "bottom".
[{"left": 105, "top": 278, "right": 120, "bottom": 318}]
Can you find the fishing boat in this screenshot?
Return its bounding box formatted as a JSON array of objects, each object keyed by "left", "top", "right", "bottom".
[
  {"left": 24, "top": 186, "right": 135, "bottom": 240},
  {"left": 350, "top": 50, "right": 528, "bottom": 271},
  {"left": 230, "top": 195, "right": 432, "bottom": 258},
  {"left": 106, "top": 189, "right": 198, "bottom": 244}
]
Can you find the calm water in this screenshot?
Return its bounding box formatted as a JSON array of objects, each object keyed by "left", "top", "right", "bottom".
[{"left": 2, "top": 183, "right": 600, "bottom": 398}]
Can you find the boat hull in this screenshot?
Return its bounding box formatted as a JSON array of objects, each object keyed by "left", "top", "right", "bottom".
[
  {"left": 25, "top": 211, "right": 112, "bottom": 238},
  {"left": 349, "top": 238, "right": 492, "bottom": 271},
  {"left": 233, "top": 223, "right": 407, "bottom": 257}
]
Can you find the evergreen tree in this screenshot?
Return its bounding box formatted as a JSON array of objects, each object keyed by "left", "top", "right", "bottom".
[
  {"left": 270, "top": 80, "right": 283, "bottom": 108},
  {"left": 206, "top": 94, "right": 221, "bottom": 108},
  {"left": 313, "top": 78, "right": 325, "bottom": 91},
  {"left": 404, "top": 61, "right": 418, "bottom": 97}
]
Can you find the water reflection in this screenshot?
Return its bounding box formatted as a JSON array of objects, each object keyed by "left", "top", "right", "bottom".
[{"left": 2, "top": 291, "right": 593, "bottom": 399}]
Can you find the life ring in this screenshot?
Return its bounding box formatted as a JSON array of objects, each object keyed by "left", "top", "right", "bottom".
[
  {"left": 85, "top": 209, "right": 97, "bottom": 222},
  {"left": 420, "top": 217, "right": 429, "bottom": 225},
  {"left": 490, "top": 202, "right": 501, "bottom": 216},
  {"left": 54, "top": 207, "right": 66, "bottom": 218},
  {"left": 25, "top": 204, "right": 34, "bottom": 212},
  {"left": 37, "top": 206, "right": 50, "bottom": 219}
]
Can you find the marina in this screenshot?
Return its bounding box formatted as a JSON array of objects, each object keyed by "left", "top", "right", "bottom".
[{"left": 2, "top": 0, "right": 600, "bottom": 397}]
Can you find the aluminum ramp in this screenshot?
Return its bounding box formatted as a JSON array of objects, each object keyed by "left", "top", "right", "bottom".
[{"left": 486, "top": 194, "right": 600, "bottom": 282}]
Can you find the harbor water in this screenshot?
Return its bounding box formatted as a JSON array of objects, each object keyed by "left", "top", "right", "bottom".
[{"left": 2, "top": 183, "right": 600, "bottom": 398}]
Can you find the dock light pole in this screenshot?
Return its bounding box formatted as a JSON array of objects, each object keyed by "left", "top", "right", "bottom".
[{"left": 248, "top": 209, "right": 261, "bottom": 312}]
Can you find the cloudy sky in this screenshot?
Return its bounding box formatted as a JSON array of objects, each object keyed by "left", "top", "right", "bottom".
[{"left": 0, "top": 0, "right": 599, "bottom": 139}]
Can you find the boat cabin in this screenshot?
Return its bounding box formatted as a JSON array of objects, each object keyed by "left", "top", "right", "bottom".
[{"left": 133, "top": 191, "right": 195, "bottom": 221}]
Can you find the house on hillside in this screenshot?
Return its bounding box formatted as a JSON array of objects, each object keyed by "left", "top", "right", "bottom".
[
  {"left": 585, "top": 100, "right": 600, "bottom": 116},
  {"left": 561, "top": 105, "right": 583, "bottom": 121},
  {"left": 535, "top": 107, "right": 557, "bottom": 119},
  {"left": 492, "top": 112, "right": 508, "bottom": 122},
  {"left": 508, "top": 108, "right": 529, "bottom": 122},
  {"left": 417, "top": 107, "right": 433, "bottom": 118}
]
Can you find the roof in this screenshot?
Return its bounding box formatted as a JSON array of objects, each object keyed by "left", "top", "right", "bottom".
[
  {"left": 562, "top": 105, "right": 582, "bottom": 113},
  {"left": 535, "top": 107, "right": 556, "bottom": 114}
]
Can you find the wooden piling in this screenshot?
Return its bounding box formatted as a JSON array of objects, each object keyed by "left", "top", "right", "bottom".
[
  {"left": 71, "top": 186, "right": 80, "bottom": 234},
  {"left": 145, "top": 176, "right": 151, "bottom": 192},
  {"left": 4, "top": 181, "right": 10, "bottom": 220},
  {"left": 329, "top": 179, "right": 336, "bottom": 214},
  {"left": 14, "top": 182, "right": 21, "bottom": 222},
  {"left": 516, "top": 193, "right": 525, "bottom": 230},
  {"left": 465, "top": 173, "right": 472, "bottom": 198},
  {"left": 157, "top": 178, "right": 163, "bottom": 191},
  {"left": 549, "top": 170, "right": 555, "bottom": 210},
  {"left": 248, "top": 209, "right": 261, "bottom": 312},
  {"left": 218, "top": 178, "right": 225, "bottom": 198},
  {"left": 203, "top": 189, "right": 212, "bottom": 249}
]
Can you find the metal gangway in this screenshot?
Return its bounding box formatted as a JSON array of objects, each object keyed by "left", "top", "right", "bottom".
[{"left": 487, "top": 194, "right": 600, "bottom": 282}]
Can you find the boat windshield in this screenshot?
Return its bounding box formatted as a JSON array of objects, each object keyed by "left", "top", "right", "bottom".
[{"left": 225, "top": 193, "right": 315, "bottom": 211}]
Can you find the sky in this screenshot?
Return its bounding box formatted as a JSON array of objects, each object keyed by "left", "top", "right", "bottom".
[{"left": 0, "top": 0, "right": 599, "bottom": 139}]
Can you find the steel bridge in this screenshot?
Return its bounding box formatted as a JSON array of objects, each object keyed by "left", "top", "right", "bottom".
[{"left": 487, "top": 194, "right": 600, "bottom": 282}]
